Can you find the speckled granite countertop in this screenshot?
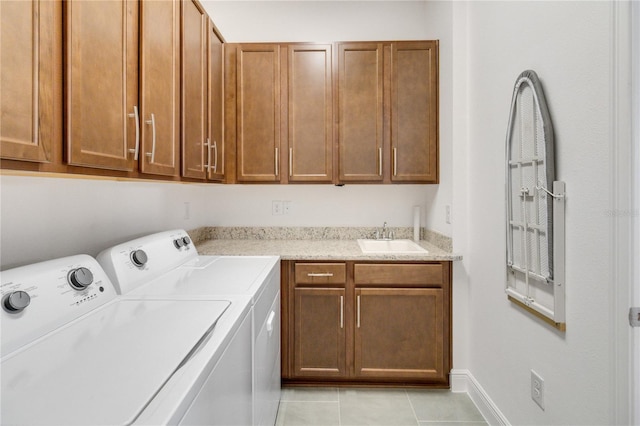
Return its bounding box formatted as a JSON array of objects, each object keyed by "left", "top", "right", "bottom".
[{"left": 193, "top": 227, "right": 461, "bottom": 261}]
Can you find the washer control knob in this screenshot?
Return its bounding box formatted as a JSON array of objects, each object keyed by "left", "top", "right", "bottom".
[
  {"left": 68, "top": 267, "right": 94, "bottom": 290},
  {"left": 130, "top": 249, "right": 148, "bottom": 267},
  {"left": 2, "top": 291, "right": 31, "bottom": 313},
  {"left": 182, "top": 236, "right": 191, "bottom": 246},
  {"left": 173, "top": 239, "right": 185, "bottom": 249}
]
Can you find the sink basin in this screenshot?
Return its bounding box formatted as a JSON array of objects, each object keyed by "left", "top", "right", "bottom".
[{"left": 357, "top": 239, "right": 428, "bottom": 254}]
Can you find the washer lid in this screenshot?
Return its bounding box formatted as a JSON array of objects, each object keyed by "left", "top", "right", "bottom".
[{"left": 1, "top": 299, "right": 230, "bottom": 426}]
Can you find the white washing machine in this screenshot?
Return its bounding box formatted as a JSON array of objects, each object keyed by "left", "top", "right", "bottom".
[
  {"left": 0, "top": 254, "right": 249, "bottom": 425},
  {"left": 97, "top": 229, "right": 281, "bottom": 426}
]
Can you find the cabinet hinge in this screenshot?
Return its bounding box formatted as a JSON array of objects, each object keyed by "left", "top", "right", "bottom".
[{"left": 630, "top": 307, "right": 640, "bottom": 327}]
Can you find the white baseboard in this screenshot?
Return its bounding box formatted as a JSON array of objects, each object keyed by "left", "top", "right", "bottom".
[{"left": 450, "top": 369, "right": 510, "bottom": 426}]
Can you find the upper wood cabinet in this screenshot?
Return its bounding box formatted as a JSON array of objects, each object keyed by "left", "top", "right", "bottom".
[
  {"left": 207, "top": 20, "right": 225, "bottom": 181},
  {"left": 337, "top": 43, "right": 384, "bottom": 182},
  {"left": 286, "top": 44, "right": 333, "bottom": 183},
  {"left": 65, "top": 0, "right": 139, "bottom": 171},
  {"left": 181, "top": 0, "right": 208, "bottom": 179},
  {"left": 235, "top": 44, "right": 281, "bottom": 182},
  {"left": 139, "top": 0, "right": 181, "bottom": 177},
  {"left": 390, "top": 41, "right": 438, "bottom": 183},
  {"left": 337, "top": 41, "right": 439, "bottom": 184},
  {"left": 1, "top": 0, "right": 62, "bottom": 164}
]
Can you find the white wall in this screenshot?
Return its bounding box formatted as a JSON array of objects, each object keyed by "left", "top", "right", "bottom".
[
  {"left": 0, "top": 175, "right": 210, "bottom": 269},
  {"left": 459, "top": 1, "right": 616, "bottom": 424}
]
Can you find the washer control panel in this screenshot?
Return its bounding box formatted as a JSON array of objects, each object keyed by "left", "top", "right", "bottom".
[
  {"left": 96, "top": 229, "right": 198, "bottom": 295},
  {"left": 1, "top": 255, "right": 117, "bottom": 357}
]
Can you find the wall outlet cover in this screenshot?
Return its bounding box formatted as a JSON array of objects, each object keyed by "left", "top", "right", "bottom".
[{"left": 531, "top": 370, "right": 545, "bottom": 410}]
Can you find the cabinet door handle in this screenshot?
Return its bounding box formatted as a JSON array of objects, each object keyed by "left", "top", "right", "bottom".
[
  {"left": 393, "top": 147, "right": 398, "bottom": 176},
  {"left": 357, "top": 295, "right": 361, "bottom": 328},
  {"left": 144, "top": 113, "right": 156, "bottom": 163},
  {"left": 212, "top": 140, "right": 218, "bottom": 173},
  {"left": 378, "top": 147, "right": 382, "bottom": 176},
  {"left": 128, "top": 105, "right": 140, "bottom": 160},
  {"left": 306, "top": 273, "right": 334, "bottom": 277},
  {"left": 205, "top": 138, "right": 211, "bottom": 171},
  {"left": 275, "top": 147, "right": 279, "bottom": 176},
  {"left": 340, "top": 296, "right": 344, "bottom": 329},
  {"left": 289, "top": 147, "right": 293, "bottom": 177}
]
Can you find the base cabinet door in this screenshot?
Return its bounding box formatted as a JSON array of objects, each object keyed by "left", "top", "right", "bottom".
[
  {"left": 354, "top": 287, "right": 446, "bottom": 383},
  {"left": 293, "top": 287, "right": 346, "bottom": 378}
]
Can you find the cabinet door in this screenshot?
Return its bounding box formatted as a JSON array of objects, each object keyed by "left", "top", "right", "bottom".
[
  {"left": 65, "top": 0, "right": 138, "bottom": 171},
  {"left": 207, "top": 20, "right": 224, "bottom": 181},
  {"left": 181, "top": 0, "right": 208, "bottom": 179},
  {"left": 354, "top": 288, "right": 446, "bottom": 383},
  {"left": 236, "top": 44, "right": 281, "bottom": 182},
  {"left": 337, "top": 43, "right": 384, "bottom": 182},
  {"left": 294, "top": 287, "right": 346, "bottom": 377},
  {"left": 1, "top": 0, "right": 61, "bottom": 163},
  {"left": 139, "top": 0, "right": 180, "bottom": 177},
  {"left": 390, "top": 41, "right": 438, "bottom": 183},
  {"left": 287, "top": 44, "right": 333, "bottom": 182}
]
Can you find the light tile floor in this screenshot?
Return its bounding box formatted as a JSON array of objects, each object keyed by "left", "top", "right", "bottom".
[{"left": 276, "top": 387, "right": 488, "bottom": 426}]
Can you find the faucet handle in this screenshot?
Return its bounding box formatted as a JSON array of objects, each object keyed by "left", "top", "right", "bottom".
[
  {"left": 389, "top": 231, "right": 394, "bottom": 240},
  {"left": 374, "top": 230, "right": 380, "bottom": 239}
]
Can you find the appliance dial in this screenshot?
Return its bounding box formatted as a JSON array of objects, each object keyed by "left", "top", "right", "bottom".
[
  {"left": 182, "top": 236, "right": 191, "bottom": 246},
  {"left": 173, "top": 239, "right": 185, "bottom": 249},
  {"left": 68, "top": 267, "right": 94, "bottom": 290},
  {"left": 2, "top": 291, "right": 31, "bottom": 313},
  {"left": 130, "top": 249, "right": 148, "bottom": 267}
]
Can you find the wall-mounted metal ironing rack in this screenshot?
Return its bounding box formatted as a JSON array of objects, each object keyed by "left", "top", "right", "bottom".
[{"left": 505, "top": 70, "right": 566, "bottom": 330}]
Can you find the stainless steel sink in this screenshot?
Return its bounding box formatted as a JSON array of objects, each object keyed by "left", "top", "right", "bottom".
[{"left": 357, "top": 239, "right": 428, "bottom": 254}]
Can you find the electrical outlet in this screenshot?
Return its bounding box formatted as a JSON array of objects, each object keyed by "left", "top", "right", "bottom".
[
  {"left": 531, "top": 370, "right": 545, "bottom": 410},
  {"left": 272, "top": 201, "right": 283, "bottom": 215},
  {"left": 184, "top": 202, "right": 190, "bottom": 220},
  {"left": 283, "top": 201, "right": 291, "bottom": 215},
  {"left": 445, "top": 205, "right": 451, "bottom": 224}
]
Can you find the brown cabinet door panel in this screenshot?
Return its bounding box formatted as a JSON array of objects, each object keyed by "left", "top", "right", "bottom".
[
  {"left": 294, "top": 287, "right": 346, "bottom": 377},
  {"left": 354, "top": 263, "right": 444, "bottom": 287},
  {"left": 287, "top": 44, "right": 333, "bottom": 182},
  {"left": 295, "top": 263, "right": 346, "bottom": 285},
  {"left": 236, "top": 44, "right": 281, "bottom": 182},
  {"left": 139, "top": 0, "right": 180, "bottom": 177},
  {"left": 1, "top": 0, "right": 61, "bottom": 163},
  {"left": 207, "top": 21, "right": 224, "bottom": 181},
  {"left": 337, "top": 43, "right": 383, "bottom": 182},
  {"left": 354, "top": 288, "right": 446, "bottom": 382},
  {"left": 66, "top": 0, "right": 138, "bottom": 171},
  {"left": 391, "top": 41, "right": 438, "bottom": 183},
  {"left": 181, "top": 0, "right": 208, "bottom": 179}
]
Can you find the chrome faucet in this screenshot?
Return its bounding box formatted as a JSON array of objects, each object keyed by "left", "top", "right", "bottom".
[{"left": 375, "top": 222, "right": 394, "bottom": 240}]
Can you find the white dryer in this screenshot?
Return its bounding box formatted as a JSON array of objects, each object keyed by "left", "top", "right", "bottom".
[
  {"left": 0, "top": 255, "right": 246, "bottom": 425},
  {"left": 97, "top": 229, "right": 281, "bottom": 426}
]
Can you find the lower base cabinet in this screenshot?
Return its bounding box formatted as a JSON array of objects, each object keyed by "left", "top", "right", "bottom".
[{"left": 282, "top": 260, "right": 451, "bottom": 387}]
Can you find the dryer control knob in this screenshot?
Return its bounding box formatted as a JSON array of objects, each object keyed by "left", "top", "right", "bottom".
[
  {"left": 2, "top": 291, "right": 31, "bottom": 313},
  {"left": 182, "top": 236, "right": 191, "bottom": 246},
  {"left": 68, "top": 267, "right": 94, "bottom": 290},
  {"left": 173, "top": 239, "right": 185, "bottom": 249},
  {"left": 130, "top": 249, "right": 148, "bottom": 267}
]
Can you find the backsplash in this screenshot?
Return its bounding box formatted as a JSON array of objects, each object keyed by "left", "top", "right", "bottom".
[{"left": 188, "top": 226, "right": 452, "bottom": 252}]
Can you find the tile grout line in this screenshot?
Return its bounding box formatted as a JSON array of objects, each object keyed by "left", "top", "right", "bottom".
[{"left": 405, "top": 389, "right": 421, "bottom": 425}]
